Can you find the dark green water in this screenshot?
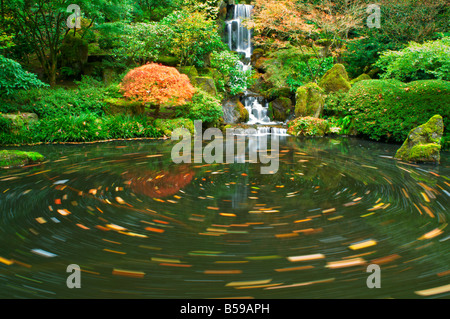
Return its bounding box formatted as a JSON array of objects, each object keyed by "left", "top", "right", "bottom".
[{"left": 0, "top": 136, "right": 448, "bottom": 298}]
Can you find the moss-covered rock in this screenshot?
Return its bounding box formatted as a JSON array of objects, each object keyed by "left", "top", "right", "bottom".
[
  {"left": 156, "top": 56, "right": 179, "bottom": 67},
  {"left": 287, "top": 116, "right": 330, "bottom": 137},
  {"left": 350, "top": 73, "right": 371, "bottom": 85},
  {"left": 395, "top": 114, "right": 444, "bottom": 163},
  {"left": 295, "top": 83, "right": 325, "bottom": 118},
  {"left": 269, "top": 97, "right": 292, "bottom": 122},
  {"left": 0, "top": 150, "right": 45, "bottom": 168},
  {"left": 319, "top": 64, "right": 351, "bottom": 93},
  {"left": 1, "top": 112, "right": 39, "bottom": 134},
  {"left": 194, "top": 76, "right": 218, "bottom": 96},
  {"left": 177, "top": 66, "right": 199, "bottom": 84},
  {"left": 154, "top": 118, "right": 195, "bottom": 137},
  {"left": 264, "top": 87, "right": 292, "bottom": 100},
  {"left": 103, "top": 98, "right": 145, "bottom": 116}
]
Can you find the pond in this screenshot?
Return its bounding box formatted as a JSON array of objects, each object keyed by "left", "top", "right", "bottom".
[{"left": 0, "top": 136, "right": 448, "bottom": 298}]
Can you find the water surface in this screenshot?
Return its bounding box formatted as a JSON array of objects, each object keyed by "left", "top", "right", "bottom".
[{"left": 0, "top": 137, "right": 448, "bottom": 298}]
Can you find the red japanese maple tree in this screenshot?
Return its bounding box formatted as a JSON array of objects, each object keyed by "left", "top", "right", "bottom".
[{"left": 120, "top": 63, "right": 196, "bottom": 111}]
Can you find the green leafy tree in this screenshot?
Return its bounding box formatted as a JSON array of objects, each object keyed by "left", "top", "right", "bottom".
[
  {"left": 161, "top": 10, "right": 225, "bottom": 67},
  {"left": 2, "top": 0, "right": 133, "bottom": 85},
  {"left": 375, "top": 37, "right": 450, "bottom": 82}
]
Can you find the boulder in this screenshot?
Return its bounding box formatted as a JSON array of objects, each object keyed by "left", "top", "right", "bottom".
[
  {"left": 222, "top": 97, "right": 249, "bottom": 124},
  {"left": 350, "top": 73, "right": 371, "bottom": 85},
  {"left": 154, "top": 118, "right": 195, "bottom": 137},
  {"left": 177, "top": 66, "right": 199, "bottom": 84},
  {"left": 194, "top": 76, "right": 218, "bottom": 96},
  {"left": 395, "top": 114, "right": 444, "bottom": 163},
  {"left": 269, "top": 97, "right": 292, "bottom": 122},
  {"left": 319, "top": 64, "right": 351, "bottom": 93},
  {"left": 0, "top": 150, "right": 44, "bottom": 168},
  {"left": 1, "top": 112, "right": 39, "bottom": 134},
  {"left": 295, "top": 83, "right": 325, "bottom": 118},
  {"left": 103, "top": 98, "right": 145, "bottom": 116}
]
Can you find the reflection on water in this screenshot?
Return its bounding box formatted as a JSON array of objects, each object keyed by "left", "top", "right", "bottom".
[{"left": 0, "top": 137, "right": 449, "bottom": 298}]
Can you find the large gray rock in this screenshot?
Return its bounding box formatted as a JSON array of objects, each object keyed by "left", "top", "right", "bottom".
[{"left": 222, "top": 97, "right": 249, "bottom": 124}]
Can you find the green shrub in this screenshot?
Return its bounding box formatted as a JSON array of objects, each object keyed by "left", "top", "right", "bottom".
[
  {"left": 175, "top": 89, "right": 223, "bottom": 127},
  {"left": 342, "top": 31, "right": 403, "bottom": 79},
  {"left": 210, "top": 50, "right": 254, "bottom": 95},
  {"left": 0, "top": 115, "right": 12, "bottom": 133},
  {"left": 263, "top": 46, "right": 334, "bottom": 92},
  {"left": 0, "top": 114, "right": 163, "bottom": 145},
  {"left": 338, "top": 79, "right": 450, "bottom": 149},
  {"left": 0, "top": 54, "right": 48, "bottom": 95},
  {"left": 6, "top": 76, "right": 119, "bottom": 119},
  {"left": 375, "top": 37, "right": 450, "bottom": 82}
]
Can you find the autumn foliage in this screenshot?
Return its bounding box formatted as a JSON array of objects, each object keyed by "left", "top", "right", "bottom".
[{"left": 120, "top": 63, "right": 196, "bottom": 106}]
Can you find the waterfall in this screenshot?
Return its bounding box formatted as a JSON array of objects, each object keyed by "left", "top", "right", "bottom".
[
  {"left": 226, "top": 4, "right": 287, "bottom": 134},
  {"left": 226, "top": 4, "right": 253, "bottom": 59}
]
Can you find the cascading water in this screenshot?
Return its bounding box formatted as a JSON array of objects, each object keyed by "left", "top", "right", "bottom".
[{"left": 226, "top": 4, "right": 287, "bottom": 135}]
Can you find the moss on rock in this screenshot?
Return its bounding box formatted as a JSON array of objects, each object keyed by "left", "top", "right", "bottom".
[
  {"left": 350, "top": 73, "right": 371, "bottom": 85},
  {"left": 154, "top": 118, "right": 195, "bottom": 137},
  {"left": 295, "top": 83, "right": 325, "bottom": 118},
  {"left": 177, "top": 66, "right": 199, "bottom": 84},
  {"left": 103, "top": 98, "right": 145, "bottom": 116},
  {"left": 194, "top": 76, "right": 218, "bottom": 96},
  {"left": 395, "top": 114, "right": 444, "bottom": 163},
  {"left": 319, "top": 64, "right": 351, "bottom": 93},
  {"left": 269, "top": 97, "right": 292, "bottom": 121},
  {"left": 0, "top": 150, "right": 45, "bottom": 168}
]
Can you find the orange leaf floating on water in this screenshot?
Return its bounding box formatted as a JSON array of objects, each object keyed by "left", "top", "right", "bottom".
[
  {"left": 57, "top": 209, "right": 71, "bottom": 216},
  {"left": 415, "top": 284, "right": 450, "bottom": 296},
  {"left": 349, "top": 239, "right": 377, "bottom": 250},
  {"left": 322, "top": 208, "right": 336, "bottom": 214},
  {"left": 145, "top": 227, "right": 165, "bottom": 233},
  {"left": 54, "top": 199, "right": 61, "bottom": 205},
  {"left": 88, "top": 189, "right": 97, "bottom": 195},
  {"left": 35, "top": 217, "right": 47, "bottom": 224},
  {"left": 421, "top": 192, "right": 430, "bottom": 202},
  {"left": 287, "top": 254, "right": 325, "bottom": 262},
  {"left": 153, "top": 219, "right": 169, "bottom": 225},
  {"left": 204, "top": 270, "right": 242, "bottom": 274},
  {"left": 106, "top": 224, "right": 127, "bottom": 231},
  {"left": 115, "top": 197, "right": 126, "bottom": 204},
  {"left": 275, "top": 265, "right": 314, "bottom": 272},
  {"left": 419, "top": 204, "right": 435, "bottom": 218},
  {"left": 76, "top": 224, "right": 89, "bottom": 230},
  {"left": 220, "top": 213, "right": 236, "bottom": 217},
  {"left": 0, "top": 257, "right": 13, "bottom": 265},
  {"left": 226, "top": 279, "right": 272, "bottom": 287},
  {"left": 275, "top": 233, "right": 299, "bottom": 238},
  {"left": 207, "top": 206, "right": 219, "bottom": 210},
  {"left": 103, "top": 249, "right": 126, "bottom": 255},
  {"left": 326, "top": 258, "right": 366, "bottom": 269},
  {"left": 371, "top": 254, "right": 401, "bottom": 265},
  {"left": 112, "top": 269, "right": 145, "bottom": 278},
  {"left": 418, "top": 228, "right": 443, "bottom": 240}
]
